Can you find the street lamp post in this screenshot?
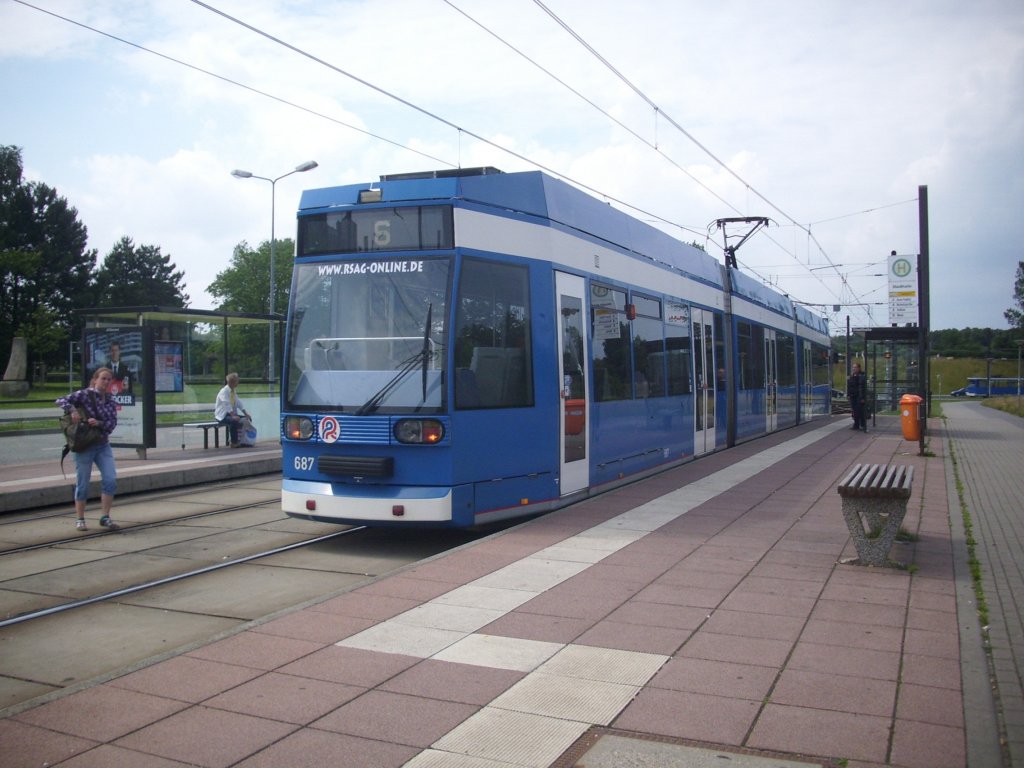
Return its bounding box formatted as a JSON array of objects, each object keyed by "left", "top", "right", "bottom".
[{"left": 231, "top": 160, "right": 318, "bottom": 382}]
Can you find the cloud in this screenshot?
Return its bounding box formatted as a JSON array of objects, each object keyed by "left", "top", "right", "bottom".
[{"left": 2, "top": 0, "right": 1022, "bottom": 329}]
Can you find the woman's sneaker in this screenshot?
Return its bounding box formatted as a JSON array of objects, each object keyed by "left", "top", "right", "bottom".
[
  {"left": 76, "top": 519, "right": 87, "bottom": 531},
  {"left": 99, "top": 515, "right": 120, "bottom": 531}
]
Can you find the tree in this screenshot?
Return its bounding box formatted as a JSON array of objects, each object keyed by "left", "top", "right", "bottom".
[
  {"left": 94, "top": 236, "right": 190, "bottom": 308},
  {"left": 839, "top": 328, "right": 1020, "bottom": 358},
  {"left": 207, "top": 239, "right": 294, "bottom": 314},
  {"left": 208, "top": 239, "right": 295, "bottom": 379},
  {"left": 0, "top": 145, "right": 96, "bottom": 369},
  {"left": 1006, "top": 261, "right": 1024, "bottom": 330}
]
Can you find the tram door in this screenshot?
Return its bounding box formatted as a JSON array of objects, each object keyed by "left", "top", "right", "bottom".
[
  {"left": 692, "top": 308, "right": 716, "bottom": 456},
  {"left": 764, "top": 329, "right": 778, "bottom": 432},
  {"left": 801, "top": 339, "right": 813, "bottom": 421},
  {"left": 556, "top": 272, "right": 589, "bottom": 496}
]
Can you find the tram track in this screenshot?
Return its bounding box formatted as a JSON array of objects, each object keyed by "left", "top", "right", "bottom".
[
  {"left": 1, "top": 481, "right": 360, "bottom": 630},
  {"left": 0, "top": 526, "right": 365, "bottom": 629},
  {"left": 0, "top": 495, "right": 286, "bottom": 557},
  {"left": 0, "top": 479, "right": 345, "bottom": 626},
  {"left": 0, "top": 472, "right": 282, "bottom": 528},
  {"left": 0, "top": 475, "right": 507, "bottom": 715}
]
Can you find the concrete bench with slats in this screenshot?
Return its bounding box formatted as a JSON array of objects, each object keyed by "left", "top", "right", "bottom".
[
  {"left": 838, "top": 463, "right": 914, "bottom": 500},
  {"left": 837, "top": 463, "right": 914, "bottom": 567}
]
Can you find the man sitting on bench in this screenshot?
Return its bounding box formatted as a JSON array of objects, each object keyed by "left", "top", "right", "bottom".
[{"left": 214, "top": 372, "right": 251, "bottom": 448}]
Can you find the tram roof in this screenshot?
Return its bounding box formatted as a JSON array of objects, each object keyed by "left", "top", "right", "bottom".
[
  {"left": 795, "top": 304, "right": 830, "bottom": 335},
  {"left": 299, "top": 168, "right": 828, "bottom": 335},
  {"left": 730, "top": 268, "right": 792, "bottom": 317},
  {"left": 300, "top": 169, "right": 724, "bottom": 287}
]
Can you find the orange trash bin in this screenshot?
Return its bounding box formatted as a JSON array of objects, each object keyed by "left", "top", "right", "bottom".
[{"left": 900, "top": 394, "right": 923, "bottom": 441}]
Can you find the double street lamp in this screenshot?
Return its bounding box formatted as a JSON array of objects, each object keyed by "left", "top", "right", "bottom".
[{"left": 231, "top": 160, "right": 318, "bottom": 381}]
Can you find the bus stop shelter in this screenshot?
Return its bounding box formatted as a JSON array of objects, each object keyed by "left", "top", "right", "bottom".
[
  {"left": 75, "top": 306, "right": 282, "bottom": 455},
  {"left": 853, "top": 325, "right": 929, "bottom": 448}
]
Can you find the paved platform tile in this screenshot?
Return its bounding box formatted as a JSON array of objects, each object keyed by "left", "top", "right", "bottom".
[{"left": 432, "top": 707, "right": 589, "bottom": 768}]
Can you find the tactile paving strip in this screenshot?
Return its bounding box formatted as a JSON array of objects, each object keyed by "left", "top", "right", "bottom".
[{"left": 551, "top": 728, "right": 836, "bottom": 768}]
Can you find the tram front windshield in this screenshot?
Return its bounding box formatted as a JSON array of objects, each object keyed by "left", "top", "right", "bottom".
[{"left": 286, "top": 257, "right": 450, "bottom": 413}]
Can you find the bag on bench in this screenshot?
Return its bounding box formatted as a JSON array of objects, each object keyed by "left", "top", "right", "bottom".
[{"left": 238, "top": 416, "right": 257, "bottom": 447}]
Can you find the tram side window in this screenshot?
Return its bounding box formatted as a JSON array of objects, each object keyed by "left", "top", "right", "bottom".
[
  {"left": 737, "top": 321, "right": 765, "bottom": 389},
  {"left": 714, "top": 313, "right": 726, "bottom": 390},
  {"left": 632, "top": 294, "right": 666, "bottom": 398},
  {"left": 665, "top": 310, "right": 692, "bottom": 395},
  {"left": 591, "top": 284, "right": 630, "bottom": 401},
  {"left": 812, "top": 344, "right": 830, "bottom": 386},
  {"left": 454, "top": 258, "right": 533, "bottom": 409},
  {"left": 777, "top": 333, "right": 796, "bottom": 388}
]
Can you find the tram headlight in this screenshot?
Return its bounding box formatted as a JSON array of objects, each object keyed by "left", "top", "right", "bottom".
[
  {"left": 393, "top": 419, "right": 444, "bottom": 444},
  {"left": 285, "top": 416, "right": 314, "bottom": 440}
]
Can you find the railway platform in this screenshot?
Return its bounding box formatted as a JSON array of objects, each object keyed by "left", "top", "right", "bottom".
[
  {"left": 0, "top": 439, "right": 282, "bottom": 513},
  {"left": 1, "top": 404, "right": 1018, "bottom": 768}
]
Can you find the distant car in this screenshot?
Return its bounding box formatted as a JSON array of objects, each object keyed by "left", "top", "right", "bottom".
[
  {"left": 831, "top": 388, "right": 847, "bottom": 400},
  {"left": 950, "top": 387, "right": 968, "bottom": 397}
]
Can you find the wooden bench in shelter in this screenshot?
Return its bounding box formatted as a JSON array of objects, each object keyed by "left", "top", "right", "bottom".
[
  {"left": 184, "top": 421, "right": 228, "bottom": 449},
  {"left": 836, "top": 463, "right": 914, "bottom": 567}
]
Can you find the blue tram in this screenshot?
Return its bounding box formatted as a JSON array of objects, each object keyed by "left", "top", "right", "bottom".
[{"left": 281, "top": 167, "right": 831, "bottom": 528}]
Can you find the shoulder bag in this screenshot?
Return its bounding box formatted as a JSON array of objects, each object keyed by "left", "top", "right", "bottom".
[{"left": 60, "top": 390, "right": 105, "bottom": 454}]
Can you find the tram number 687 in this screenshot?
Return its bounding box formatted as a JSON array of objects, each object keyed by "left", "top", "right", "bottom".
[{"left": 294, "top": 456, "right": 315, "bottom": 471}]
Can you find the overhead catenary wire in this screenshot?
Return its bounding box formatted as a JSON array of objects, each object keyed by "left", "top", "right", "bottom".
[
  {"left": 188, "top": 0, "right": 712, "bottom": 242},
  {"left": 10, "top": 0, "right": 456, "bottom": 169},
  {"left": 12, "top": 0, "right": 700, "bottom": 242},
  {"left": 442, "top": 0, "right": 738, "bottom": 216},
  {"left": 444, "top": 0, "right": 831, "bottom": 308},
  {"left": 16, "top": 0, "right": 901, "bottom": 326},
  {"left": 186, "top": 0, "right": 836, "bottom": 293},
  {"left": 528, "top": 0, "right": 924, "bottom": 327},
  {"left": 809, "top": 199, "right": 918, "bottom": 227},
  {"left": 528, "top": 0, "right": 875, "bottom": 314},
  {"left": 450, "top": 0, "right": 898, "bottom": 322},
  {"left": 17, "top": 0, "right": 836, "bottom": 307}
]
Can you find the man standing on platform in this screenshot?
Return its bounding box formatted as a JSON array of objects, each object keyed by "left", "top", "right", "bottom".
[{"left": 847, "top": 361, "right": 868, "bottom": 432}]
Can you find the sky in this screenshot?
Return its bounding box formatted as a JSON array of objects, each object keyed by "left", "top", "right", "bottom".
[{"left": 1, "top": 0, "right": 1022, "bottom": 333}]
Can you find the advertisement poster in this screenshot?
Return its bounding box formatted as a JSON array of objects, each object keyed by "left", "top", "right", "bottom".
[
  {"left": 82, "top": 327, "right": 154, "bottom": 447},
  {"left": 154, "top": 341, "right": 184, "bottom": 393}
]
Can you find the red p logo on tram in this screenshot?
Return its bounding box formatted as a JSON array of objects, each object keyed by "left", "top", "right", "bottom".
[{"left": 319, "top": 416, "right": 340, "bottom": 444}]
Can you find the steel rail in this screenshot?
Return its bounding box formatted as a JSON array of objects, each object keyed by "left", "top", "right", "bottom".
[
  {"left": 0, "top": 473, "right": 280, "bottom": 528},
  {"left": 0, "top": 525, "right": 366, "bottom": 629},
  {"left": 0, "top": 498, "right": 282, "bottom": 556}
]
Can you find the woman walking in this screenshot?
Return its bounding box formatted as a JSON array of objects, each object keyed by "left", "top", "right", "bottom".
[{"left": 57, "top": 367, "right": 120, "bottom": 531}]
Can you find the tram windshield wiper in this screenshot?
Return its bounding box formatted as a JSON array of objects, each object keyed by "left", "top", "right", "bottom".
[
  {"left": 421, "top": 302, "right": 432, "bottom": 402},
  {"left": 354, "top": 350, "right": 426, "bottom": 415},
  {"left": 356, "top": 304, "right": 433, "bottom": 416}
]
